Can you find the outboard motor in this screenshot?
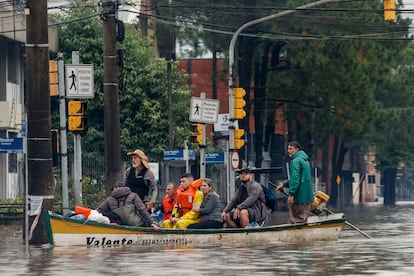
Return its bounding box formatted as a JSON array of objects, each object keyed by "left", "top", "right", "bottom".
[{"left": 311, "top": 191, "right": 330, "bottom": 215}]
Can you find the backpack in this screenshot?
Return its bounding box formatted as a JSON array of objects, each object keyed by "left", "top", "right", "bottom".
[{"left": 261, "top": 184, "right": 278, "bottom": 212}]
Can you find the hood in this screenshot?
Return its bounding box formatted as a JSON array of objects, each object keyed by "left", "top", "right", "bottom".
[
  {"left": 293, "top": 150, "right": 309, "bottom": 161},
  {"left": 111, "top": 186, "right": 132, "bottom": 199}
]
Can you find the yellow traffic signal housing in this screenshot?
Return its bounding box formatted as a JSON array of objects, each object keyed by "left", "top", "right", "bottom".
[
  {"left": 49, "top": 60, "right": 58, "bottom": 96},
  {"left": 68, "top": 100, "right": 87, "bottom": 132},
  {"left": 68, "top": 116, "right": 86, "bottom": 131},
  {"left": 234, "top": 128, "right": 245, "bottom": 149},
  {"left": 68, "top": 100, "right": 86, "bottom": 115},
  {"left": 234, "top": 87, "right": 246, "bottom": 120},
  {"left": 190, "top": 123, "right": 203, "bottom": 144},
  {"left": 384, "top": 0, "right": 396, "bottom": 21}
]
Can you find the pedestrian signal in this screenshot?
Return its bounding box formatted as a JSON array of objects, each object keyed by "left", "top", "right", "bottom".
[
  {"left": 190, "top": 123, "right": 203, "bottom": 145},
  {"left": 68, "top": 100, "right": 87, "bottom": 133},
  {"left": 234, "top": 128, "right": 245, "bottom": 149}
]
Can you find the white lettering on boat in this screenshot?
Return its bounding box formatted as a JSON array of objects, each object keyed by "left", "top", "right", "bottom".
[
  {"left": 141, "top": 238, "right": 188, "bottom": 246},
  {"left": 86, "top": 237, "right": 133, "bottom": 246}
]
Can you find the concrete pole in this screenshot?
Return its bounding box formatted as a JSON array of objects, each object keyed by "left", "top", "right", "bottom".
[{"left": 57, "top": 53, "right": 69, "bottom": 213}]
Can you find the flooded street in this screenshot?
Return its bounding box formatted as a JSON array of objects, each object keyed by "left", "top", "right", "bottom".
[{"left": 1, "top": 204, "right": 413, "bottom": 275}]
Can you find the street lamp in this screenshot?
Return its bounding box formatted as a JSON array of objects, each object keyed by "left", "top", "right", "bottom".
[{"left": 227, "top": 0, "right": 347, "bottom": 201}]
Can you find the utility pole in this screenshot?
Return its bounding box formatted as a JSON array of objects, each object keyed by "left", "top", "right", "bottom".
[
  {"left": 102, "top": 0, "right": 122, "bottom": 194},
  {"left": 25, "top": 0, "right": 54, "bottom": 244}
]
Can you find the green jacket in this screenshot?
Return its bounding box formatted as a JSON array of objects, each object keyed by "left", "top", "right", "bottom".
[{"left": 283, "top": 150, "right": 314, "bottom": 204}]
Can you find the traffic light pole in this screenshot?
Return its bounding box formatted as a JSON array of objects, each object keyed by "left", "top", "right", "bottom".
[
  {"left": 227, "top": 0, "right": 344, "bottom": 201},
  {"left": 72, "top": 51, "right": 83, "bottom": 206}
]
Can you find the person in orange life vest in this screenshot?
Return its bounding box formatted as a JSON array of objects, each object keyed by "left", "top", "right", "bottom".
[
  {"left": 155, "top": 182, "right": 177, "bottom": 222},
  {"left": 162, "top": 173, "right": 203, "bottom": 229},
  {"left": 123, "top": 149, "right": 158, "bottom": 211}
]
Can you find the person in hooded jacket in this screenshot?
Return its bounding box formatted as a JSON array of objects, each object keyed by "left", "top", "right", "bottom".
[
  {"left": 96, "top": 185, "right": 159, "bottom": 229},
  {"left": 277, "top": 141, "right": 314, "bottom": 224}
]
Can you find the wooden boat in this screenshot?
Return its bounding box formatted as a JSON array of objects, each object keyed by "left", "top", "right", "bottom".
[{"left": 44, "top": 211, "right": 345, "bottom": 247}]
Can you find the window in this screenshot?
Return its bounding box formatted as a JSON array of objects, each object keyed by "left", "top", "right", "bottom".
[{"left": 7, "top": 42, "right": 19, "bottom": 84}]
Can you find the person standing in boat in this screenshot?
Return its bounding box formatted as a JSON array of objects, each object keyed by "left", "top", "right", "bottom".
[
  {"left": 277, "top": 141, "right": 314, "bottom": 224},
  {"left": 221, "top": 166, "right": 270, "bottom": 228},
  {"left": 188, "top": 178, "right": 223, "bottom": 229},
  {"left": 96, "top": 185, "right": 159, "bottom": 229},
  {"left": 162, "top": 173, "right": 204, "bottom": 229},
  {"left": 123, "top": 149, "right": 158, "bottom": 211}
]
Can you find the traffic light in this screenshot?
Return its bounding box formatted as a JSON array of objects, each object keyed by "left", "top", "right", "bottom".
[
  {"left": 68, "top": 100, "right": 87, "bottom": 133},
  {"left": 384, "top": 0, "right": 396, "bottom": 21},
  {"left": 234, "top": 128, "right": 245, "bottom": 149},
  {"left": 190, "top": 123, "right": 203, "bottom": 145},
  {"left": 234, "top": 87, "right": 246, "bottom": 120},
  {"left": 49, "top": 60, "right": 58, "bottom": 96}
]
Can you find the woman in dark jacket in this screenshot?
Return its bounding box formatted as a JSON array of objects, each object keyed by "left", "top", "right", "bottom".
[
  {"left": 188, "top": 179, "right": 223, "bottom": 229},
  {"left": 97, "top": 186, "right": 158, "bottom": 229}
]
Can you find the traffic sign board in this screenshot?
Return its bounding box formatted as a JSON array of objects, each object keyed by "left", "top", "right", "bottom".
[
  {"left": 231, "top": 151, "right": 240, "bottom": 170},
  {"left": 189, "top": 97, "right": 220, "bottom": 124},
  {"left": 0, "top": 137, "right": 23, "bottom": 153},
  {"left": 66, "top": 64, "right": 94, "bottom": 99}
]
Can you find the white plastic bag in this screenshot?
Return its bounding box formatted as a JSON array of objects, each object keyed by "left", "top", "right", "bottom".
[{"left": 88, "top": 209, "right": 110, "bottom": 224}]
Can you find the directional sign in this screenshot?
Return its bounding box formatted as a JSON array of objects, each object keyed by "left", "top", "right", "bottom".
[
  {"left": 205, "top": 152, "right": 225, "bottom": 164},
  {"left": 66, "top": 64, "right": 94, "bottom": 99},
  {"left": 163, "top": 149, "right": 196, "bottom": 161},
  {"left": 189, "top": 97, "right": 220, "bottom": 124},
  {"left": 0, "top": 137, "right": 23, "bottom": 153}
]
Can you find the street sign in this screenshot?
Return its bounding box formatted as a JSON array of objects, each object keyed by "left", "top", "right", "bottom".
[
  {"left": 189, "top": 97, "right": 220, "bottom": 124},
  {"left": 163, "top": 149, "right": 196, "bottom": 161},
  {"left": 0, "top": 137, "right": 23, "bottom": 153},
  {"left": 66, "top": 64, "right": 94, "bottom": 99},
  {"left": 205, "top": 152, "right": 225, "bottom": 164},
  {"left": 231, "top": 151, "right": 240, "bottom": 170}
]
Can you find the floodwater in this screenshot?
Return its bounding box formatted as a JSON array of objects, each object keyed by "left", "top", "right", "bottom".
[{"left": 1, "top": 204, "right": 414, "bottom": 276}]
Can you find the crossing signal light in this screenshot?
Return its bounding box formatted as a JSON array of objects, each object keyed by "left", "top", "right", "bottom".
[
  {"left": 234, "top": 128, "right": 245, "bottom": 149},
  {"left": 384, "top": 0, "right": 396, "bottom": 21},
  {"left": 49, "top": 60, "right": 58, "bottom": 96},
  {"left": 190, "top": 123, "right": 203, "bottom": 145},
  {"left": 234, "top": 88, "right": 246, "bottom": 120},
  {"left": 68, "top": 100, "right": 87, "bottom": 133}
]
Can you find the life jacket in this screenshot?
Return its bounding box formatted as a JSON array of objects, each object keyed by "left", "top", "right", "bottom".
[
  {"left": 162, "top": 194, "right": 177, "bottom": 220},
  {"left": 126, "top": 167, "right": 148, "bottom": 201},
  {"left": 175, "top": 179, "right": 202, "bottom": 216}
]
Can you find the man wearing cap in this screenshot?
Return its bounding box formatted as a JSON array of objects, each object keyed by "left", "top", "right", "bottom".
[
  {"left": 124, "top": 149, "right": 158, "bottom": 210},
  {"left": 221, "top": 167, "right": 270, "bottom": 228},
  {"left": 276, "top": 141, "right": 314, "bottom": 224}
]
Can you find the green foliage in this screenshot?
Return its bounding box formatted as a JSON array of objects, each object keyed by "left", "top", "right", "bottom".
[{"left": 53, "top": 1, "right": 192, "bottom": 163}]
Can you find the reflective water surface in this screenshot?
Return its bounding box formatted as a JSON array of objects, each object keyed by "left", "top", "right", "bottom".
[{"left": 1, "top": 204, "right": 414, "bottom": 275}]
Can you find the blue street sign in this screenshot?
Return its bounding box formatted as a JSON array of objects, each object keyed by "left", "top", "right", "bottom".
[
  {"left": 205, "top": 152, "right": 225, "bottom": 164},
  {"left": 163, "top": 149, "right": 196, "bottom": 161},
  {"left": 0, "top": 137, "right": 23, "bottom": 153}
]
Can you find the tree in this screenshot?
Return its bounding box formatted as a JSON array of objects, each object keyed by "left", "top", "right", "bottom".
[{"left": 53, "top": 1, "right": 192, "bottom": 164}]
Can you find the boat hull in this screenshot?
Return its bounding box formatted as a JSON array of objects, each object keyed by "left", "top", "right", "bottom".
[{"left": 45, "top": 211, "right": 345, "bottom": 247}]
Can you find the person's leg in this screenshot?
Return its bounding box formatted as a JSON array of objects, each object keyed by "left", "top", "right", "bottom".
[
  {"left": 290, "top": 203, "right": 312, "bottom": 223},
  {"left": 223, "top": 212, "right": 239, "bottom": 228},
  {"left": 188, "top": 220, "right": 223, "bottom": 229},
  {"left": 239, "top": 209, "right": 250, "bottom": 227},
  {"left": 161, "top": 219, "right": 174, "bottom": 228}
]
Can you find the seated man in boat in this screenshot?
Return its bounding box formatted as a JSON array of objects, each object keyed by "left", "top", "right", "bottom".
[
  {"left": 221, "top": 166, "right": 270, "bottom": 228},
  {"left": 153, "top": 182, "right": 177, "bottom": 223},
  {"left": 188, "top": 178, "right": 224, "bottom": 229},
  {"left": 96, "top": 185, "right": 159, "bottom": 229},
  {"left": 162, "top": 173, "right": 204, "bottom": 229}
]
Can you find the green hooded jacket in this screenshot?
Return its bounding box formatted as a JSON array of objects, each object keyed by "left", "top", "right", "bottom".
[{"left": 283, "top": 150, "right": 314, "bottom": 204}]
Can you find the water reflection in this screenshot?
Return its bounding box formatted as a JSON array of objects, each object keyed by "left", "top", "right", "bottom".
[{"left": 1, "top": 204, "right": 413, "bottom": 275}]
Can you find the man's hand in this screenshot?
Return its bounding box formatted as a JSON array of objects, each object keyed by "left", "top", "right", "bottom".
[
  {"left": 276, "top": 183, "right": 284, "bottom": 191},
  {"left": 221, "top": 212, "right": 227, "bottom": 221},
  {"left": 233, "top": 208, "right": 240, "bottom": 219}
]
